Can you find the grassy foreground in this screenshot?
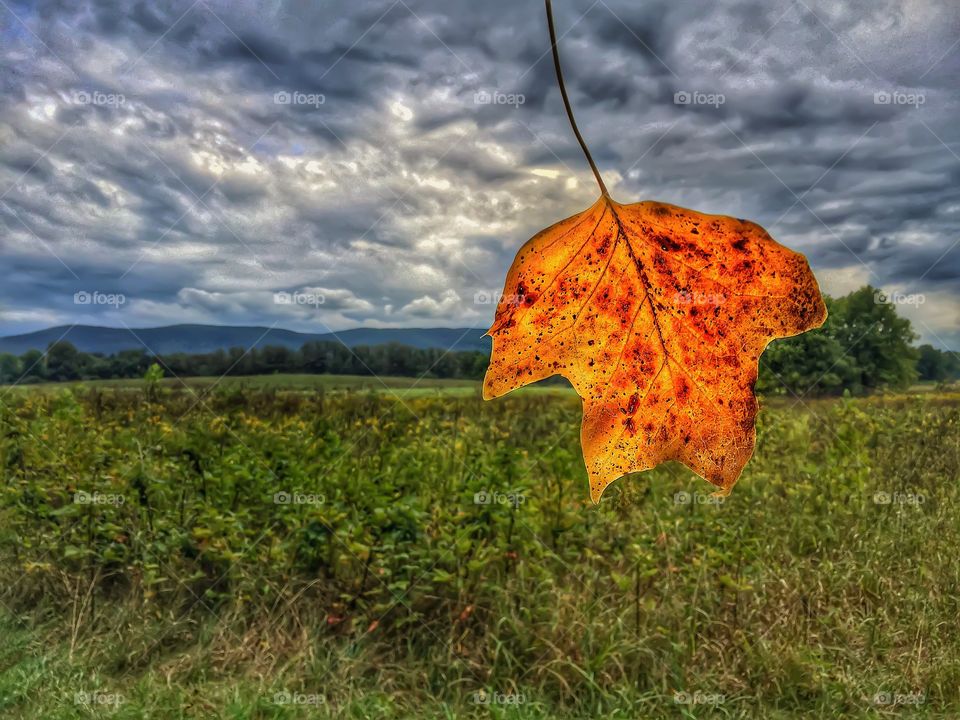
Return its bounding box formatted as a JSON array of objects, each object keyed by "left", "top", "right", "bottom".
[{"left": 0, "top": 384, "right": 958, "bottom": 718}]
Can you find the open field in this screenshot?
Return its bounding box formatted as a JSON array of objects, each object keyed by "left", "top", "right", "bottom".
[
  {"left": 0, "top": 373, "right": 578, "bottom": 401},
  {"left": 0, "top": 384, "right": 958, "bottom": 718},
  {"left": 1, "top": 373, "right": 948, "bottom": 401},
  {"left": 0, "top": 373, "right": 482, "bottom": 396}
]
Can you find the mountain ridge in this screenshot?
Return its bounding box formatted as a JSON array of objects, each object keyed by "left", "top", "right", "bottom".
[{"left": 0, "top": 324, "right": 491, "bottom": 355}]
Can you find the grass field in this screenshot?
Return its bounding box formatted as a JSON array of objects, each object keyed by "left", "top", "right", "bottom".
[
  {"left": 2, "top": 373, "right": 482, "bottom": 396},
  {"left": 0, "top": 382, "right": 958, "bottom": 718}
]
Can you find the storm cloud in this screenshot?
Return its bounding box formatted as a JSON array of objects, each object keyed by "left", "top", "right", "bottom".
[{"left": 1, "top": 0, "right": 958, "bottom": 348}]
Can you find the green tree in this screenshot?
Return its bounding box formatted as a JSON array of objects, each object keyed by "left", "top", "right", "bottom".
[
  {"left": 917, "top": 344, "right": 960, "bottom": 382},
  {"left": 45, "top": 341, "right": 83, "bottom": 381},
  {"left": 18, "top": 349, "right": 45, "bottom": 382},
  {"left": 830, "top": 286, "right": 918, "bottom": 392},
  {"left": 0, "top": 353, "right": 21, "bottom": 384},
  {"left": 759, "top": 286, "right": 920, "bottom": 396},
  {"left": 759, "top": 324, "right": 856, "bottom": 397}
]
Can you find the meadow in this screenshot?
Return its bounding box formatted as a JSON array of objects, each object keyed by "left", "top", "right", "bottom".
[{"left": 0, "top": 378, "right": 958, "bottom": 718}]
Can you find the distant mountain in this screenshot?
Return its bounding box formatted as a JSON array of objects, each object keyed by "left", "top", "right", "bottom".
[{"left": 0, "top": 324, "right": 491, "bottom": 356}]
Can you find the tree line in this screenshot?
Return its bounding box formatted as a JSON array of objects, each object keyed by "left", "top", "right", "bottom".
[
  {"left": 0, "top": 341, "right": 490, "bottom": 385},
  {"left": 1, "top": 286, "right": 957, "bottom": 395}
]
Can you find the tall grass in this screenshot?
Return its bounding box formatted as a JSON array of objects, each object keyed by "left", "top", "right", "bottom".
[{"left": 0, "top": 386, "right": 957, "bottom": 718}]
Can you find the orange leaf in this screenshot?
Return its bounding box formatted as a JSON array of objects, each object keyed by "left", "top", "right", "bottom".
[{"left": 484, "top": 196, "right": 825, "bottom": 502}]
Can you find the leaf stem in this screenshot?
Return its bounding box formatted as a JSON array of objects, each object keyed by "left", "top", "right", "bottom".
[{"left": 545, "top": 0, "right": 608, "bottom": 198}]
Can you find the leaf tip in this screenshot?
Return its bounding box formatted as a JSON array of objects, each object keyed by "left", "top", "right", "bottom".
[{"left": 588, "top": 474, "right": 613, "bottom": 504}]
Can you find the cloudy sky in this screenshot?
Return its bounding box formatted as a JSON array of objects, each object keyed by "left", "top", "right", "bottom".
[{"left": 0, "top": 0, "right": 958, "bottom": 348}]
